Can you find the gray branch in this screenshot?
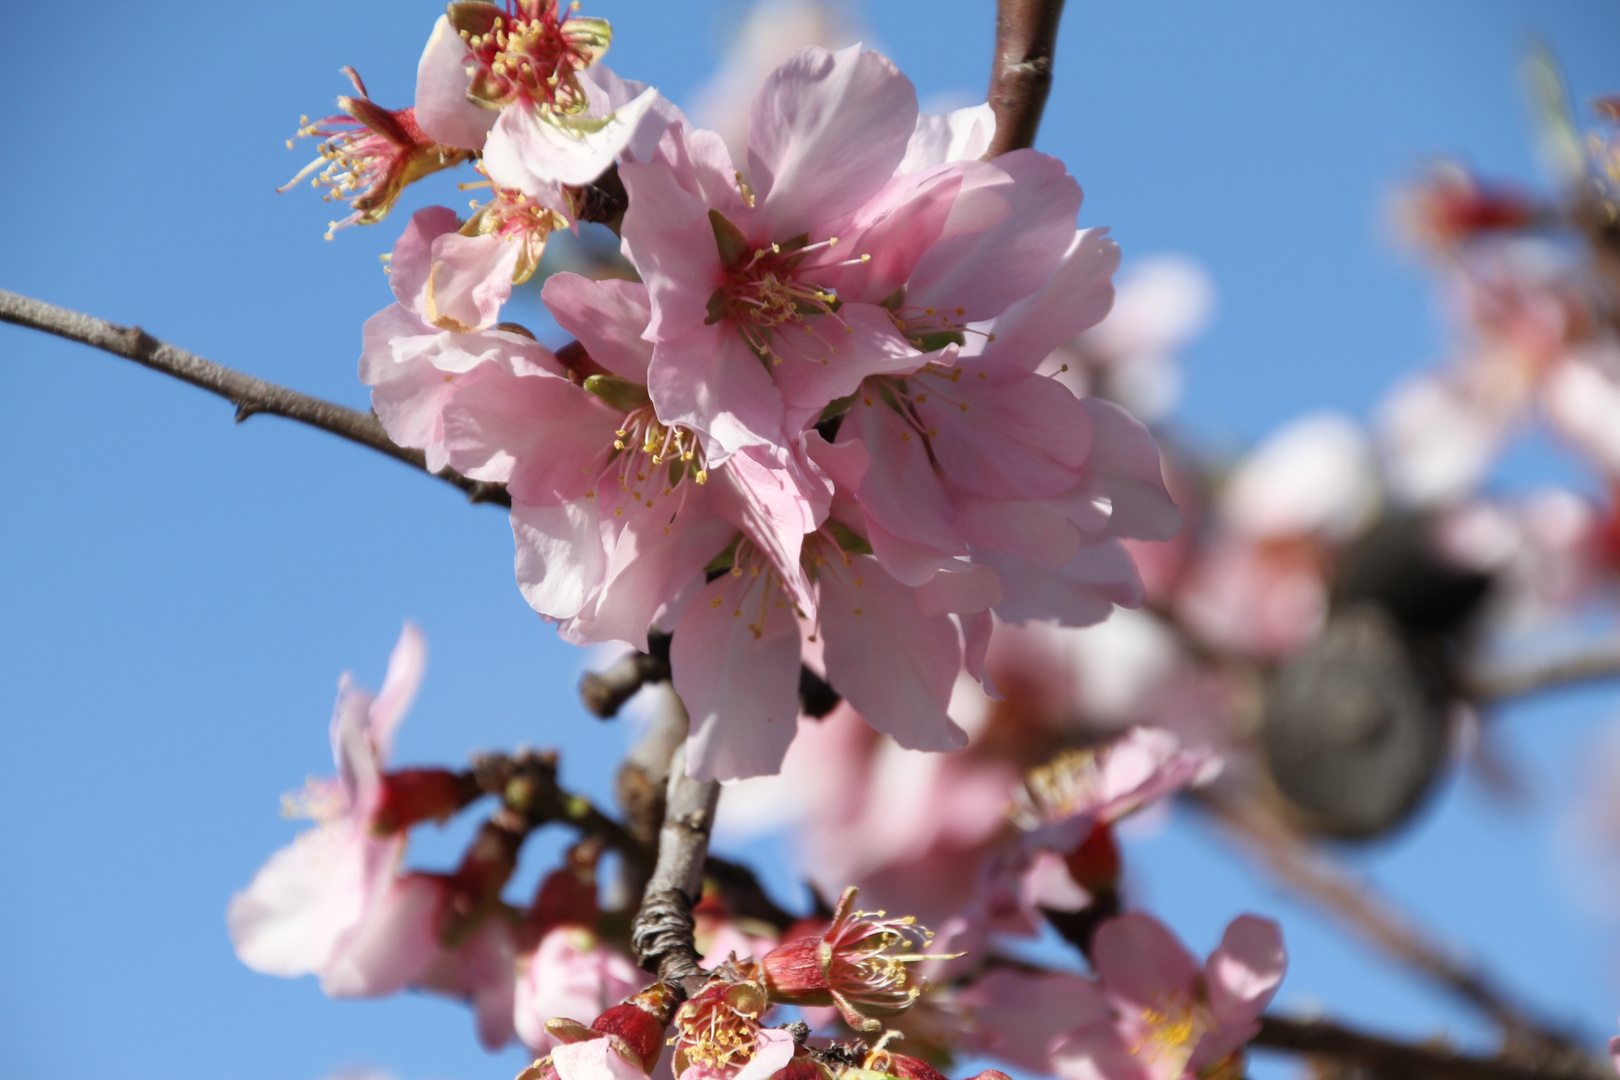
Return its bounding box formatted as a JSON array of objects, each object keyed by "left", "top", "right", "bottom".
[
  {"left": 1467, "top": 643, "right": 1620, "bottom": 702},
  {"left": 0, "top": 288, "right": 510, "bottom": 507},
  {"left": 630, "top": 723, "right": 720, "bottom": 995}
]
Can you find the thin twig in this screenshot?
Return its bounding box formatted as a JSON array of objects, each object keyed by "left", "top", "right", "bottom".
[
  {"left": 1254, "top": 1015, "right": 1609, "bottom": 1080},
  {"left": 1466, "top": 643, "right": 1620, "bottom": 701},
  {"left": 631, "top": 727, "right": 721, "bottom": 994},
  {"left": 1198, "top": 790, "right": 1589, "bottom": 1061},
  {"left": 984, "top": 0, "right": 1068, "bottom": 158},
  {"left": 0, "top": 288, "right": 511, "bottom": 507}
]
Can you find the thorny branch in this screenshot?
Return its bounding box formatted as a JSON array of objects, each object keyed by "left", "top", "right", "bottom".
[
  {"left": 1466, "top": 642, "right": 1620, "bottom": 701},
  {"left": 0, "top": 288, "right": 513, "bottom": 508},
  {"left": 1198, "top": 790, "right": 1592, "bottom": 1063},
  {"left": 985, "top": 0, "right": 1068, "bottom": 158},
  {"left": 1254, "top": 1015, "right": 1611, "bottom": 1080}
]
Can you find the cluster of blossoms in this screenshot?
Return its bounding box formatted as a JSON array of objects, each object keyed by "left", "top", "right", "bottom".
[
  {"left": 239, "top": 4, "right": 1302, "bottom": 1079},
  {"left": 327, "top": 0, "right": 1179, "bottom": 785}
]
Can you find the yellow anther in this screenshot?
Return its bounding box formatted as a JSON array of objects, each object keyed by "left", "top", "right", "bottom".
[{"left": 859, "top": 253, "right": 871, "bottom": 263}]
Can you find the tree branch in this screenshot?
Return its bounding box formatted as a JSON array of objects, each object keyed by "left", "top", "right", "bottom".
[
  {"left": 1466, "top": 642, "right": 1620, "bottom": 702},
  {"left": 0, "top": 288, "right": 511, "bottom": 507},
  {"left": 1254, "top": 1015, "right": 1609, "bottom": 1080},
  {"left": 631, "top": 730, "right": 721, "bottom": 995},
  {"left": 1197, "top": 790, "right": 1589, "bottom": 1061},
  {"left": 985, "top": 0, "right": 1067, "bottom": 158}
]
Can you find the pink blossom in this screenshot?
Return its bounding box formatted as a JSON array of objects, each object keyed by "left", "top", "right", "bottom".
[
  {"left": 670, "top": 977, "right": 797, "bottom": 1080},
  {"left": 1013, "top": 727, "right": 1222, "bottom": 854},
  {"left": 619, "top": 44, "right": 1035, "bottom": 461},
  {"left": 359, "top": 207, "right": 565, "bottom": 473},
  {"left": 1052, "top": 913, "right": 1287, "bottom": 1080},
  {"left": 227, "top": 624, "right": 429, "bottom": 992},
  {"left": 515, "top": 926, "right": 648, "bottom": 1054},
  {"left": 415, "top": 3, "right": 668, "bottom": 211}
]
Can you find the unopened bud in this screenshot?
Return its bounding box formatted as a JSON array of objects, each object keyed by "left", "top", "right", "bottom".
[
  {"left": 371, "top": 768, "right": 475, "bottom": 834},
  {"left": 544, "top": 982, "right": 680, "bottom": 1075},
  {"left": 1064, "top": 821, "right": 1122, "bottom": 895}
]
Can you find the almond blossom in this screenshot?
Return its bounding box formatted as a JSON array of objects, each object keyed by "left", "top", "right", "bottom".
[
  {"left": 618, "top": 44, "right": 1036, "bottom": 460},
  {"left": 1051, "top": 913, "right": 1287, "bottom": 1080},
  {"left": 227, "top": 624, "right": 428, "bottom": 993},
  {"left": 415, "top": 1, "right": 665, "bottom": 216}
]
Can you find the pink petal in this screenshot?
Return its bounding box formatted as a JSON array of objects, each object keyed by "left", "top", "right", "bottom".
[
  {"left": 620, "top": 144, "right": 725, "bottom": 344},
  {"left": 907, "top": 150, "right": 1081, "bottom": 321},
  {"left": 321, "top": 873, "right": 444, "bottom": 998},
  {"left": 709, "top": 442, "right": 828, "bottom": 608},
  {"left": 543, "top": 274, "right": 655, "bottom": 381},
  {"left": 442, "top": 368, "right": 619, "bottom": 497},
  {"left": 368, "top": 622, "right": 425, "bottom": 760},
  {"left": 484, "top": 87, "right": 663, "bottom": 189},
  {"left": 731, "top": 1030, "right": 797, "bottom": 1080},
  {"left": 649, "top": 324, "right": 786, "bottom": 459},
  {"left": 913, "top": 561, "right": 1003, "bottom": 616},
  {"left": 983, "top": 228, "right": 1121, "bottom": 370},
  {"left": 957, "top": 608, "right": 1002, "bottom": 698},
  {"left": 570, "top": 484, "right": 735, "bottom": 650},
  {"left": 390, "top": 206, "right": 462, "bottom": 310},
  {"left": 414, "top": 15, "right": 497, "bottom": 150},
  {"left": 960, "top": 967, "right": 1108, "bottom": 1072},
  {"left": 842, "top": 389, "right": 961, "bottom": 557},
  {"left": 555, "top": 1037, "right": 654, "bottom": 1080},
  {"left": 811, "top": 163, "right": 977, "bottom": 305},
  {"left": 1205, "top": 915, "right": 1287, "bottom": 1027},
  {"left": 1079, "top": 398, "right": 1181, "bottom": 541},
  {"left": 1091, "top": 912, "right": 1201, "bottom": 1010},
  {"left": 227, "top": 824, "right": 386, "bottom": 978},
  {"left": 769, "top": 302, "right": 922, "bottom": 415},
  {"left": 748, "top": 45, "right": 918, "bottom": 239},
  {"left": 511, "top": 500, "right": 608, "bottom": 621},
  {"left": 901, "top": 102, "right": 997, "bottom": 172},
  {"left": 819, "top": 553, "right": 966, "bottom": 752},
  {"left": 673, "top": 571, "right": 804, "bottom": 782},
  {"left": 980, "top": 542, "right": 1144, "bottom": 627},
  {"left": 917, "top": 363, "right": 1091, "bottom": 499},
  {"left": 421, "top": 229, "right": 521, "bottom": 332}
]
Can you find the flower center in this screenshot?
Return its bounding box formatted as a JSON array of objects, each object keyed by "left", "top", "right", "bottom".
[
  {"left": 583, "top": 405, "right": 708, "bottom": 516},
  {"left": 456, "top": 1, "right": 611, "bottom": 113},
  {"left": 710, "top": 227, "right": 870, "bottom": 367},
  {"left": 1131, "top": 994, "right": 1214, "bottom": 1075}
]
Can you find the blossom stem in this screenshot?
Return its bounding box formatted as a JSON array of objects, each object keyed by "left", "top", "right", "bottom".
[
  {"left": 1198, "top": 789, "right": 1589, "bottom": 1061},
  {"left": 631, "top": 719, "right": 720, "bottom": 995},
  {"left": 0, "top": 288, "right": 512, "bottom": 507},
  {"left": 1254, "top": 1015, "right": 1609, "bottom": 1080},
  {"left": 984, "top": 0, "right": 1068, "bottom": 158}
]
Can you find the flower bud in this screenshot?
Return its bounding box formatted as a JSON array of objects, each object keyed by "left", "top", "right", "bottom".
[
  {"left": 760, "top": 888, "right": 944, "bottom": 1032},
  {"left": 544, "top": 982, "right": 681, "bottom": 1075},
  {"left": 370, "top": 768, "right": 476, "bottom": 835},
  {"left": 1063, "top": 821, "right": 1122, "bottom": 895}
]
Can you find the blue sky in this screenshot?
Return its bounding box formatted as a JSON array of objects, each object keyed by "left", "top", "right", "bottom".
[{"left": 4, "top": 2, "right": 1620, "bottom": 1078}]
